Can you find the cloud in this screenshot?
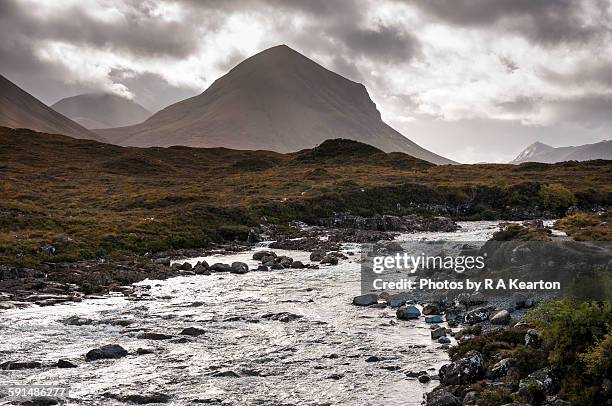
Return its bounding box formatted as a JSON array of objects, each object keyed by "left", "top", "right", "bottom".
[{"left": 408, "top": 0, "right": 611, "bottom": 46}]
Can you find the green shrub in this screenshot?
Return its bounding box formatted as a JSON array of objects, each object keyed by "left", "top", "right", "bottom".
[{"left": 539, "top": 183, "right": 577, "bottom": 212}]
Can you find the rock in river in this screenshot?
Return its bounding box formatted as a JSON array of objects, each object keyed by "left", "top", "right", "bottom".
[
  {"left": 396, "top": 305, "right": 420, "bottom": 320},
  {"left": 230, "top": 262, "right": 249, "bottom": 274},
  {"left": 86, "top": 344, "right": 128, "bottom": 361},
  {"left": 137, "top": 332, "right": 173, "bottom": 340},
  {"left": 464, "top": 307, "right": 489, "bottom": 324},
  {"left": 180, "top": 327, "right": 206, "bottom": 336},
  {"left": 352, "top": 293, "right": 379, "bottom": 306},
  {"left": 425, "top": 315, "right": 444, "bottom": 324},
  {"left": 253, "top": 250, "right": 276, "bottom": 260}
]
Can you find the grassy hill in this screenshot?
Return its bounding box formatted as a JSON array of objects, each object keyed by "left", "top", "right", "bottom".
[{"left": 1, "top": 127, "right": 610, "bottom": 266}]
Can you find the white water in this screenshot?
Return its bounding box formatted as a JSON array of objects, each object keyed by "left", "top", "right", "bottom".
[{"left": 0, "top": 221, "right": 525, "bottom": 405}]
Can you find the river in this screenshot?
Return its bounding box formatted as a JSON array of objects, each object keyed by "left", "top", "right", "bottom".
[{"left": 0, "top": 221, "right": 552, "bottom": 405}]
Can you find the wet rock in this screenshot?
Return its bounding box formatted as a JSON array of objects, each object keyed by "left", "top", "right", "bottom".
[
  {"left": 136, "top": 348, "right": 155, "bottom": 355},
  {"left": 271, "top": 263, "right": 284, "bottom": 270},
  {"left": 310, "top": 251, "right": 325, "bottom": 262},
  {"left": 320, "top": 255, "right": 339, "bottom": 265},
  {"left": 406, "top": 370, "right": 428, "bottom": 378},
  {"left": 464, "top": 307, "right": 489, "bottom": 324},
  {"left": 365, "top": 355, "right": 381, "bottom": 362},
  {"left": 425, "top": 387, "right": 462, "bottom": 406},
  {"left": 422, "top": 303, "right": 442, "bottom": 315},
  {"left": 277, "top": 256, "right": 294, "bottom": 267},
  {"left": 253, "top": 250, "right": 277, "bottom": 261},
  {"left": 21, "top": 397, "right": 59, "bottom": 406},
  {"left": 57, "top": 359, "right": 77, "bottom": 368},
  {"left": 0, "top": 361, "right": 42, "bottom": 370},
  {"left": 212, "top": 370, "right": 240, "bottom": 378},
  {"left": 326, "top": 373, "right": 344, "bottom": 380},
  {"left": 104, "top": 392, "right": 171, "bottom": 404},
  {"left": 431, "top": 327, "right": 447, "bottom": 340},
  {"left": 180, "top": 327, "right": 206, "bottom": 336},
  {"left": 352, "top": 293, "right": 379, "bottom": 306},
  {"left": 178, "top": 262, "right": 192, "bottom": 271},
  {"left": 85, "top": 344, "right": 128, "bottom": 361},
  {"left": 418, "top": 374, "right": 431, "bottom": 383},
  {"left": 385, "top": 293, "right": 407, "bottom": 308},
  {"left": 425, "top": 315, "right": 444, "bottom": 324},
  {"left": 437, "top": 337, "right": 451, "bottom": 344},
  {"left": 210, "top": 263, "right": 231, "bottom": 273},
  {"left": 193, "top": 262, "right": 211, "bottom": 275},
  {"left": 61, "top": 315, "right": 94, "bottom": 326},
  {"left": 137, "top": 332, "right": 173, "bottom": 340},
  {"left": 230, "top": 262, "right": 249, "bottom": 274},
  {"left": 439, "top": 351, "right": 485, "bottom": 385},
  {"left": 256, "top": 265, "right": 269, "bottom": 272},
  {"left": 396, "top": 305, "right": 420, "bottom": 320},
  {"left": 154, "top": 257, "right": 171, "bottom": 266},
  {"left": 290, "top": 261, "right": 305, "bottom": 269},
  {"left": 491, "top": 309, "right": 511, "bottom": 325},
  {"left": 261, "top": 312, "right": 303, "bottom": 322}
]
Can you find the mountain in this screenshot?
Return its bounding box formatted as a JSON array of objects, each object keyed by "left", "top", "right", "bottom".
[
  {"left": 98, "top": 45, "right": 455, "bottom": 164},
  {"left": 52, "top": 93, "right": 151, "bottom": 129},
  {"left": 0, "top": 74, "right": 103, "bottom": 141},
  {"left": 511, "top": 140, "right": 612, "bottom": 163}
]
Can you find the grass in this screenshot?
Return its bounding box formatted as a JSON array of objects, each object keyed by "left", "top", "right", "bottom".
[{"left": 1, "top": 127, "right": 611, "bottom": 266}]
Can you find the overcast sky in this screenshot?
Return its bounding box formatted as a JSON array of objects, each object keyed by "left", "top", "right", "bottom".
[{"left": 1, "top": 0, "right": 611, "bottom": 163}]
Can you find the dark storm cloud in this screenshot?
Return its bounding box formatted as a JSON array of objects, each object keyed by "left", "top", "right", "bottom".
[
  {"left": 0, "top": 0, "right": 206, "bottom": 59},
  {"left": 408, "top": 0, "right": 610, "bottom": 46}
]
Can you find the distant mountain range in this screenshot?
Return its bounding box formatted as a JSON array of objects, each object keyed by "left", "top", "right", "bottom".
[
  {"left": 97, "top": 45, "right": 455, "bottom": 165},
  {"left": 52, "top": 93, "right": 151, "bottom": 129},
  {"left": 511, "top": 140, "right": 612, "bottom": 163},
  {"left": 0, "top": 74, "right": 103, "bottom": 141}
]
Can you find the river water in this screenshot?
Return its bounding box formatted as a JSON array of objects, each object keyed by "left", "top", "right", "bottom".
[{"left": 0, "top": 221, "right": 549, "bottom": 405}]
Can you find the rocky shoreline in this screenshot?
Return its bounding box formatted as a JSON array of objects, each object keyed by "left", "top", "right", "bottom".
[{"left": 0, "top": 214, "right": 459, "bottom": 309}]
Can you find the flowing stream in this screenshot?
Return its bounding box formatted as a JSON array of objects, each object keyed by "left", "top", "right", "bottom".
[{"left": 0, "top": 221, "right": 551, "bottom": 405}]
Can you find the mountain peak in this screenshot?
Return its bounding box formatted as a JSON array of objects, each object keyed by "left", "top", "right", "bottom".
[
  {"left": 52, "top": 93, "right": 150, "bottom": 129},
  {"left": 97, "top": 46, "right": 455, "bottom": 164}
]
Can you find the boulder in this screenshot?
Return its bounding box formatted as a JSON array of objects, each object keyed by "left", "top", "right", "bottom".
[
  {"left": 464, "top": 307, "right": 489, "bottom": 324},
  {"left": 253, "top": 250, "right": 276, "bottom": 261},
  {"left": 309, "top": 251, "right": 326, "bottom": 262},
  {"left": 290, "top": 261, "right": 305, "bottom": 269},
  {"left": 57, "top": 359, "right": 77, "bottom": 368},
  {"left": 210, "top": 263, "right": 231, "bottom": 272},
  {"left": 422, "top": 303, "right": 442, "bottom": 315},
  {"left": 431, "top": 327, "right": 447, "bottom": 340},
  {"left": 490, "top": 309, "right": 511, "bottom": 325},
  {"left": 85, "top": 344, "right": 128, "bottom": 361},
  {"left": 352, "top": 293, "right": 379, "bottom": 306},
  {"left": 439, "top": 351, "right": 485, "bottom": 385},
  {"left": 277, "top": 256, "right": 294, "bottom": 267},
  {"left": 385, "top": 294, "right": 406, "bottom": 308},
  {"left": 230, "top": 262, "right": 249, "bottom": 274},
  {"left": 180, "top": 327, "right": 206, "bottom": 336},
  {"left": 418, "top": 374, "right": 431, "bottom": 383},
  {"left": 256, "top": 265, "right": 270, "bottom": 272},
  {"left": 438, "top": 337, "right": 451, "bottom": 344},
  {"left": 137, "top": 332, "right": 173, "bottom": 340},
  {"left": 425, "top": 388, "right": 462, "bottom": 406},
  {"left": 489, "top": 358, "right": 516, "bottom": 379},
  {"left": 513, "top": 292, "right": 534, "bottom": 309},
  {"left": 425, "top": 315, "right": 444, "bottom": 324},
  {"left": 193, "top": 263, "right": 211, "bottom": 275},
  {"left": 178, "top": 262, "right": 192, "bottom": 271},
  {"left": 0, "top": 361, "right": 42, "bottom": 370},
  {"left": 320, "top": 255, "right": 339, "bottom": 265},
  {"left": 396, "top": 305, "right": 420, "bottom": 320}
]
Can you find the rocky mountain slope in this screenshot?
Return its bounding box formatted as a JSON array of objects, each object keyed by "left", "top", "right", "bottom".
[{"left": 511, "top": 140, "right": 612, "bottom": 163}]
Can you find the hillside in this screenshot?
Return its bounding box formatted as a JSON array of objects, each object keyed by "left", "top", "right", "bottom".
[
  {"left": 52, "top": 93, "right": 151, "bottom": 129},
  {"left": 511, "top": 140, "right": 612, "bottom": 163},
  {"left": 0, "top": 74, "right": 103, "bottom": 141},
  {"left": 1, "top": 126, "right": 610, "bottom": 266},
  {"left": 97, "top": 45, "right": 455, "bottom": 164}
]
